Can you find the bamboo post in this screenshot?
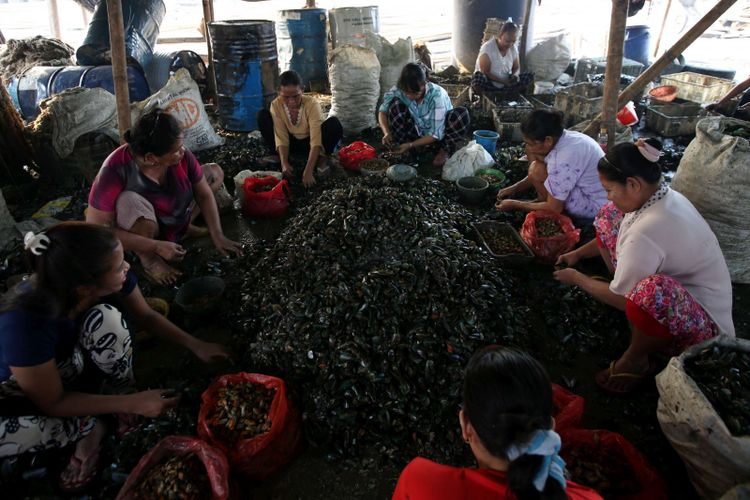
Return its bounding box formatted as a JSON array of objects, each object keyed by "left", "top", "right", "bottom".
[
  {"left": 519, "top": 0, "right": 533, "bottom": 69},
  {"left": 48, "top": 0, "right": 62, "bottom": 39},
  {"left": 582, "top": 0, "right": 739, "bottom": 137},
  {"left": 653, "top": 0, "right": 673, "bottom": 57},
  {"left": 306, "top": 0, "right": 316, "bottom": 7},
  {"left": 202, "top": 0, "right": 218, "bottom": 105},
  {"left": 106, "top": 0, "right": 131, "bottom": 140},
  {"left": 602, "top": 0, "right": 629, "bottom": 147}
]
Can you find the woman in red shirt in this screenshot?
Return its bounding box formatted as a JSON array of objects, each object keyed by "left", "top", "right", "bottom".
[{"left": 393, "top": 346, "right": 602, "bottom": 500}]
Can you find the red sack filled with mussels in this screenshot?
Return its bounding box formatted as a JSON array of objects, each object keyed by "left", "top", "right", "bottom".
[
  {"left": 551, "top": 383, "right": 584, "bottom": 432},
  {"left": 116, "top": 436, "right": 229, "bottom": 500},
  {"left": 559, "top": 428, "right": 667, "bottom": 500},
  {"left": 338, "top": 141, "right": 376, "bottom": 171},
  {"left": 198, "top": 373, "right": 302, "bottom": 481},
  {"left": 520, "top": 210, "right": 581, "bottom": 263},
  {"left": 242, "top": 176, "right": 291, "bottom": 218}
]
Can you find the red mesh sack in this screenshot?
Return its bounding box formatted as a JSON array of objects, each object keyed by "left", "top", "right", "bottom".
[
  {"left": 198, "top": 373, "right": 302, "bottom": 481},
  {"left": 338, "top": 141, "right": 376, "bottom": 171},
  {"left": 551, "top": 383, "right": 584, "bottom": 432},
  {"left": 520, "top": 211, "right": 581, "bottom": 263},
  {"left": 560, "top": 428, "right": 667, "bottom": 500},
  {"left": 241, "top": 176, "right": 291, "bottom": 218},
  {"left": 115, "top": 436, "right": 229, "bottom": 500}
]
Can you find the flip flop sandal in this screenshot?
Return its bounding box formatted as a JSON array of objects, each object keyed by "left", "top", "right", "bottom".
[
  {"left": 58, "top": 448, "right": 101, "bottom": 493},
  {"left": 595, "top": 360, "right": 649, "bottom": 395}
]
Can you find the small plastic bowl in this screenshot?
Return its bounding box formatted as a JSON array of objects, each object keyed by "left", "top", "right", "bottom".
[
  {"left": 386, "top": 164, "right": 418, "bottom": 182},
  {"left": 456, "top": 176, "right": 489, "bottom": 204},
  {"left": 649, "top": 85, "right": 678, "bottom": 103},
  {"left": 474, "top": 168, "right": 507, "bottom": 188},
  {"left": 360, "top": 158, "right": 390, "bottom": 176},
  {"left": 174, "top": 276, "right": 226, "bottom": 315}
]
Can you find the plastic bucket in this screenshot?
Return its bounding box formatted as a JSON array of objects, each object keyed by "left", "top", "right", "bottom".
[
  {"left": 329, "top": 6, "right": 379, "bottom": 48},
  {"left": 624, "top": 25, "right": 650, "bottom": 67},
  {"left": 616, "top": 101, "right": 638, "bottom": 126},
  {"left": 473, "top": 130, "right": 500, "bottom": 155},
  {"left": 208, "top": 20, "right": 279, "bottom": 132},
  {"left": 77, "top": 0, "right": 166, "bottom": 70},
  {"left": 277, "top": 8, "right": 328, "bottom": 89},
  {"left": 9, "top": 65, "right": 150, "bottom": 120}
]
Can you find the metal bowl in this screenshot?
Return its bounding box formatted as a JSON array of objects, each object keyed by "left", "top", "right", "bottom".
[
  {"left": 174, "top": 276, "right": 226, "bottom": 315},
  {"left": 456, "top": 176, "right": 489, "bottom": 204}
]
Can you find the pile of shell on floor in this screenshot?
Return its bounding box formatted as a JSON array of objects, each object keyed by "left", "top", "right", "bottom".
[{"left": 237, "top": 176, "right": 531, "bottom": 461}]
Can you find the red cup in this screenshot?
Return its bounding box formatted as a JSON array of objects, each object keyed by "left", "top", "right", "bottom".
[{"left": 616, "top": 101, "right": 638, "bottom": 126}]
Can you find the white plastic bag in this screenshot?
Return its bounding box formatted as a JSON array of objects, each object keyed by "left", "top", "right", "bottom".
[
  {"left": 329, "top": 45, "right": 380, "bottom": 135},
  {"left": 442, "top": 141, "right": 494, "bottom": 181},
  {"left": 672, "top": 117, "right": 750, "bottom": 284},
  {"left": 133, "top": 68, "right": 223, "bottom": 152},
  {"left": 364, "top": 32, "right": 414, "bottom": 98},
  {"left": 526, "top": 33, "right": 572, "bottom": 82},
  {"left": 656, "top": 336, "right": 750, "bottom": 499}
]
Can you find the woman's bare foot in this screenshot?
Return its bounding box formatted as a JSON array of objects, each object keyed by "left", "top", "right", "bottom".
[{"left": 138, "top": 252, "right": 181, "bottom": 285}]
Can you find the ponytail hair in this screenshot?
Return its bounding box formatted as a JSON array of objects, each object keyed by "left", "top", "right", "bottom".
[
  {"left": 462, "top": 346, "right": 567, "bottom": 500},
  {"left": 598, "top": 138, "right": 663, "bottom": 185},
  {"left": 0, "top": 222, "right": 120, "bottom": 318}
]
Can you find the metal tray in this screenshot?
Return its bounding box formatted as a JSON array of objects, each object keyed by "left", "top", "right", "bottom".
[{"left": 472, "top": 221, "right": 534, "bottom": 265}]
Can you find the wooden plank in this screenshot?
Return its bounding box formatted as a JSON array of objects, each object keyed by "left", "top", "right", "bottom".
[
  {"left": 602, "top": 0, "right": 628, "bottom": 147},
  {"left": 106, "top": 0, "right": 131, "bottom": 140}
]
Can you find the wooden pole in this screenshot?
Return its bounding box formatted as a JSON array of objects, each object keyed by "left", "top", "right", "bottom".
[
  {"left": 106, "top": 0, "right": 131, "bottom": 140},
  {"left": 305, "top": 0, "right": 316, "bottom": 7},
  {"left": 202, "top": 0, "right": 218, "bottom": 105},
  {"left": 519, "top": 0, "right": 533, "bottom": 69},
  {"left": 582, "top": 0, "right": 739, "bottom": 137},
  {"left": 653, "top": 0, "right": 673, "bottom": 57},
  {"left": 602, "top": 0, "right": 629, "bottom": 147},
  {"left": 48, "top": 0, "right": 62, "bottom": 39}
]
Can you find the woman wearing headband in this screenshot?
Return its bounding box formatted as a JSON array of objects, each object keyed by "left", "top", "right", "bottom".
[
  {"left": 553, "top": 139, "right": 734, "bottom": 393},
  {"left": 0, "top": 223, "right": 227, "bottom": 491},
  {"left": 393, "top": 346, "right": 602, "bottom": 500},
  {"left": 87, "top": 108, "right": 242, "bottom": 285}
]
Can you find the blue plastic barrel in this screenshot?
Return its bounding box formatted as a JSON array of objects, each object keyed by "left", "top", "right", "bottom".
[
  {"left": 77, "top": 0, "right": 166, "bottom": 70},
  {"left": 277, "top": 8, "right": 328, "bottom": 89},
  {"left": 453, "top": 0, "right": 526, "bottom": 72},
  {"left": 208, "top": 20, "right": 279, "bottom": 132},
  {"left": 9, "top": 65, "right": 151, "bottom": 120},
  {"left": 624, "top": 25, "right": 650, "bottom": 67}
]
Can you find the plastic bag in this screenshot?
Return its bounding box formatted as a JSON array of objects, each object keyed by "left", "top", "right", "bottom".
[
  {"left": 338, "top": 141, "right": 377, "bottom": 171},
  {"left": 656, "top": 336, "right": 750, "bottom": 499},
  {"left": 115, "top": 436, "right": 229, "bottom": 500},
  {"left": 363, "top": 32, "right": 414, "bottom": 98},
  {"left": 198, "top": 373, "right": 302, "bottom": 481},
  {"left": 559, "top": 428, "right": 667, "bottom": 500},
  {"left": 233, "top": 170, "right": 283, "bottom": 207},
  {"left": 329, "top": 46, "right": 380, "bottom": 135},
  {"left": 526, "top": 32, "right": 572, "bottom": 82},
  {"left": 672, "top": 117, "right": 750, "bottom": 283},
  {"left": 520, "top": 211, "right": 581, "bottom": 263},
  {"left": 241, "top": 177, "right": 291, "bottom": 219},
  {"left": 441, "top": 140, "right": 495, "bottom": 181},
  {"left": 551, "top": 383, "right": 584, "bottom": 432},
  {"left": 133, "top": 68, "right": 224, "bottom": 152}
]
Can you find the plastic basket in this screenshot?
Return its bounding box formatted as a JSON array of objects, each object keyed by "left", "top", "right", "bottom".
[
  {"left": 659, "top": 72, "right": 734, "bottom": 104},
  {"left": 441, "top": 83, "right": 470, "bottom": 106},
  {"left": 645, "top": 100, "right": 704, "bottom": 137}
]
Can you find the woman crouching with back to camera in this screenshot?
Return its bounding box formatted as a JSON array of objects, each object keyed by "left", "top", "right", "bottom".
[{"left": 393, "top": 346, "right": 602, "bottom": 499}]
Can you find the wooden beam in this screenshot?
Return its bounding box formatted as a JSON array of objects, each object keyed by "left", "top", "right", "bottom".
[
  {"left": 203, "top": 0, "right": 218, "bottom": 105},
  {"left": 582, "top": 0, "right": 739, "bottom": 136},
  {"left": 48, "top": 0, "right": 62, "bottom": 40},
  {"left": 602, "top": 0, "right": 629, "bottom": 148},
  {"left": 157, "top": 36, "right": 206, "bottom": 44},
  {"left": 306, "top": 0, "right": 316, "bottom": 7},
  {"left": 106, "top": 0, "right": 131, "bottom": 140},
  {"left": 519, "top": 0, "right": 533, "bottom": 69},
  {"left": 653, "top": 0, "right": 673, "bottom": 57}
]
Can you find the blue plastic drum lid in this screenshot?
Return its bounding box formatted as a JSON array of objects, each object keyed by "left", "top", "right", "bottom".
[
  {"left": 624, "top": 25, "right": 651, "bottom": 67},
  {"left": 276, "top": 8, "right": 328, "bottom": 86},
  {"left": 76, "top": 0, "right": 166, "bottom": 70},
  {"left": 9, "top": 65, "right": 151, "bottom": 121}
]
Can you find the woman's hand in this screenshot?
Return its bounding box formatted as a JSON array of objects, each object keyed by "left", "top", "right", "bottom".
[
  {"left": 495, "top": 199, "right": 517, "bottom": 211},
  {"left": 155, "top": 241, "right": 187, "bottom": 262},
  {"left": 302, "top": 168, "right": 317, "bottom": 188},
  {"left": 555, "top": 250, "right": 580, "bottom": 270},
  {"left": 191, "top": 340, "right": 230, "bottom": 363},
  {"left": 382, "top": 132, "right": 394, "bottom": 147},
  {"left": 393, "top": 143, "right": 411, "bottom": 155},
  {"left": 553, "top": 267, "right": 583, "bottom": 286},
  {"left": 281, "top": 162, "right": 294, "bottom": 178},
  {"left": 131, "top": 389, "right": 181, "bottom": 417},
  {"left": 496, "top": 186, "right": 515, "bottom": 200},
  {"left": 211, "top": 234, "right": 243, "bottom": 257}
]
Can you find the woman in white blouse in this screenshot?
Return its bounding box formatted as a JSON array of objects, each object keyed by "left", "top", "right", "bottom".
[
  {"left": 471, "top": 21, "right": 533, "bottom": 95},
  {"left": 553, "top": 139, "right": 734, "bottom": 394}
]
